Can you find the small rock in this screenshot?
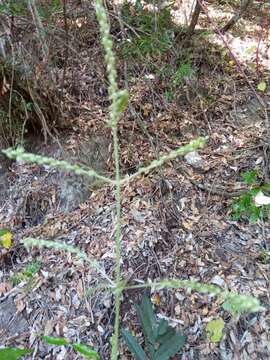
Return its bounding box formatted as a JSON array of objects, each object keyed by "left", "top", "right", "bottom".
[
  {"left": 98, "top": 325, "right": 105, "bottom": 334},
  {"left": 175, "top": 292, "right": 185, "bottom": 302},
  {"left": 131, "top": 209, "right": 145, "bottom": 223},
  {"left": 211, "top": 275, "right": 225, "bottom": 288},
  {"left": 184, "top": 151, "right": 204, "bottom": 169}
]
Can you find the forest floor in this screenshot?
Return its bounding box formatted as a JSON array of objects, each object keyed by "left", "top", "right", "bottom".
[{"left": 0, "top": 1, "right": 270, "bottom": 359}]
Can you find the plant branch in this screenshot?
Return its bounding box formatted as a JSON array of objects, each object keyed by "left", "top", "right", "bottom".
[
  {"left": 3, "top": 147, "right": 114, "bottom": 184},
  {"left": 124, "top": 279, "right": 265, "bottom": 314},
  {"left": 22, "top": 237, "right": 115, "bottom": 286}
]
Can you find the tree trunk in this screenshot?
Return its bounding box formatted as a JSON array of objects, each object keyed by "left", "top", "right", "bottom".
[{"left": 184, "top": 0, "right": 202, "bottom": 43}]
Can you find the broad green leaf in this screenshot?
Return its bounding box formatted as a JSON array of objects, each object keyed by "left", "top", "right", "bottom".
[
  {"left": 154, "top": 332, "right": 186, "bottom": 360},
  {"left": 206, "top": 318, "right": 224, "bottom": 343},
  {"left": 0, "top": 347, "right": 32, "bottom": 360},
  {"left": 42, "top": 336, "right": 68, "bottom": 346},
  {"left": 156, "top": 319, "right": 176, "bottom": 345},
  {"left": 136, "top": 296, "right": 156, "bottom": 355},
  {"left": 72, "top": 344, "right": 100, "bottom": 359},
  {"left": 157, "top": 319, "right": 170, "bottom": 336},
  {"left": 121, "top": 329, "right": 148, "bottom": 360},
  {"left": 0, "top": 229, "right": 12, "bottom": 249},
  {"left": 248, "top": 205, "right": 261, "bottom": 223},
  {"left": 257, "top": 81, "right": 266, "bottom": 92}
]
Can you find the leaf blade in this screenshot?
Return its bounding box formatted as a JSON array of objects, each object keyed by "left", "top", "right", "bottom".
[
  {"left": 72, "top": 343, "right": 100, "bottom": 359},
  {"left": 0, "top": 347, "right": 32, "bottom": 360},
  {"left": 136, "top": 295, "right": 156, "bottom": 355},
  {"left": 121, "top": 329, "right": 148, "bottom": 360},
  {"left": 42, "top": 336, "right": 69, "bottom": 346},
  {"left": 154, "top": 332, "right": 186, "bottom": 360}
]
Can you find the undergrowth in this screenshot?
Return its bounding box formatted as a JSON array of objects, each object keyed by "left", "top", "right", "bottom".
[
  {"left": 0, "top": 0, "right": 62, "bottom": 146},
  {"left": 120, "top": 1, "right": 176, "bottom": 59}
]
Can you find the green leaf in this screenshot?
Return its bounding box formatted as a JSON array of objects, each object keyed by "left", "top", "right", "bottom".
[
  {"left": 249, "top": 188, "right": 260, "bottom": 196},
  {"left": 42, "top": 336, "right": 69, "bottom": 346},
  {"left": 172, "top": 63, "right": 193, "bottom": 86},
  {"left": 157, "top": 319, "right": 170, "bottom": 336},
  {"left": 154, "top": 332, "right": 186, "bottom": 360},
  {"left": 115, "top": 90, "right": 129, "bottom": 114},
  {"left": 136, "top": 296, "right": 156, "bottom": 355},
  {"left": 262, "top": 183, "right": 270, "bottom": 191},
  {"left": 0, "top": 347, "right": 32, "bottom": 360},
  {"left": 257, "top": 81, "right": 266, "bottom": 92},
  {"left": 135, "top": 0, "right": 143, "bottom": 12},
  {"left": 156, "top": 319, "right": 176, "bottom": 345},
  {"left": 240, "top": 170, "right": 257, "bottom": 185},
  {"left": 121, "top": 329, "right": 148, "bottom": 360},
  {"left": 24, "top": 261, "right": 40, "bottom": 277},
  {"left": 246, "top": 204, "right": 261, "bottom": 223},
  {"left": 206, "top": 318, "right": 224, "bottom": 343},
  {"left": 72, "top": 344, "right": 100, "bottom": 359},
  {"left": 0, "top": 228, "right": 10, "bottom": 237}
]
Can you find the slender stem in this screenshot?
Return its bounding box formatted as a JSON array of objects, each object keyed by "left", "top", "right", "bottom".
[
  {"left": 94, "top": 1, "right": 124, "bottom": 357},
  {"left": 111, "top": 125, "right": 122, "bottom": 360}
]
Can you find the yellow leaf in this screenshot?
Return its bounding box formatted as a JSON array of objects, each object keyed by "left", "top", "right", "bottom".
[
  {"left": 206, "top": 318, "right": 224, "bottom": 343},
  {"left": 0, "top": 230, "right": 12, "bottom": 249},
  {"left": 257, "top": 81, "right": 266, "bottom": 92},
  {"left": 151, "top": 293, "right": 161, "bottom": 306}
]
